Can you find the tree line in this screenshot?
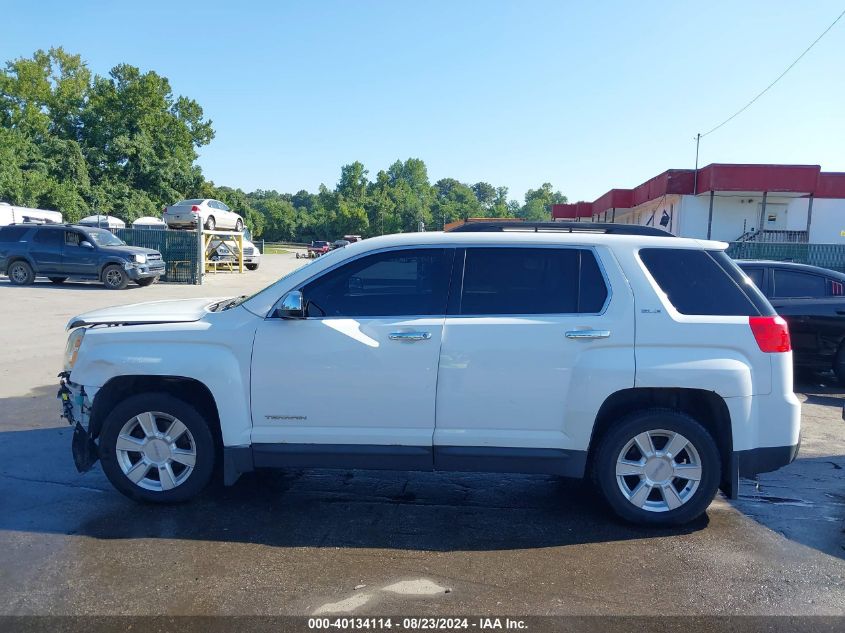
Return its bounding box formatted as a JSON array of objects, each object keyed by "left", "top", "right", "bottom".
[{"left": 0, "top": 48, "right": 567, "bottom": 242}]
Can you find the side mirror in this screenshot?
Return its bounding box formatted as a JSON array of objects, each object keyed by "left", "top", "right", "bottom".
[
  {"left": 274, "top": 290, "right": 304, "bottom": 319},
  {"left": 80, "top": 240, "right": 94, "bottom": 249}
]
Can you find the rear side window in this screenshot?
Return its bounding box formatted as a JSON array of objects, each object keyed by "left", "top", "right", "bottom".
[
  {"left": 640, "top": 248, "right": 770, "bottom": 316},
  {"left": 458, "top": 248, "right": 608, "bottom": 315},
  {"left": 32, "top": 228, "right": 63, "bottom": 246},
  {"left": 772, "top": 269, "right": 827, "bottom": 298},
  {"left": 0, "top": 226, "right": 29, "bottom": 242}
]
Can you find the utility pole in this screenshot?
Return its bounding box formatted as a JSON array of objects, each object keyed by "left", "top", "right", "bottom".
[{"left": 693, "top": 133, "right": 701, "bottom": 195}]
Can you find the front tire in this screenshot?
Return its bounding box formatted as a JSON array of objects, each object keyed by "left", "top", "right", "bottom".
[
  {"left": 593, "top": 409, "right": 720, "bottom": 526},
  {"left": 235, "top": 218, "right": 243, "bottom": 232},
  {"left": 8, "top": 261, "right": 34, "bottom": 285},
  {"left": 101, "top": 264, "right": 129, "bottom": 290},
  {"left": 246, "top": 263, "right": 258, "bottom": 271},
  {"left": 99, "top": 392, "right": 215, "bottom": 503}
]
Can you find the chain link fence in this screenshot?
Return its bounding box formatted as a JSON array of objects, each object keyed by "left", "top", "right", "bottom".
[
  {"left": 113, "top": 228, "right": 200, "bottom": 284},
  {"left": 727, "top": 241, "right": 845, "bottom": 273}
]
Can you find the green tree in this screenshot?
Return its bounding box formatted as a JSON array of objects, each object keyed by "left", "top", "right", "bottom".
[{"left": 520, "top": 183, "right": 567, "bottom": 220}]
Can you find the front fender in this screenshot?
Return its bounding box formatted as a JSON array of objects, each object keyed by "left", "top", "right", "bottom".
[{"left": 70, "top": 317, "right": 257, "bottom": 446}]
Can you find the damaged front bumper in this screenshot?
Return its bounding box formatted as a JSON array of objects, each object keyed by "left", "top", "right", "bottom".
[{"left": 58, "top": 372, "right": 99, "bottom": 473}]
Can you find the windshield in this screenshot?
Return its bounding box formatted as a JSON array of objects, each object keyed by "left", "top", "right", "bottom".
[
  {"left": 313, "top": 241, "right": 328, "bottom": 247},
  {"left": 85, "top": 229, "right": 125, "bottom": 247},
  {"left": 176, "top": 199, "right": 204, "bottom": 206}
]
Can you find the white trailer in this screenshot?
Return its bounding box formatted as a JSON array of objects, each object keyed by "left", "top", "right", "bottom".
[{"left": 0, "top": 202, "right": 63, "bottom": 226}]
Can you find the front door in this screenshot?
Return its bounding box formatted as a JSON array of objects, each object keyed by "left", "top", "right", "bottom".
[
  {"left": 62, "top": 230, "right": 100, "bottom": 277},
  {"left": 433, "top": 246, "right": 636, "bottom": 476},
  {"left": 250, "top": 247, "right": 455, "bottom": 469}
]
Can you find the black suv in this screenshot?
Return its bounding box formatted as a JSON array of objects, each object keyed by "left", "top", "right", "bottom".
[
  {"left": 0, "top": 224, "right": 165, "bottom": 290},
  {"left": 737, "top": 260, "right": 845, "bottom": 381}
]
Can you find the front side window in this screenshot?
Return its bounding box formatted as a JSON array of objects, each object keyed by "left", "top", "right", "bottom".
[
  {"left": 302, "top": 248, "right": 453, "bottom": 317},
  {"left": 64, "top": 231, "right": 82, "bottom": 246},
  {"left": 458, "top": 247, "right": 608, "bottom": 315},
  {"left": 772, "top": 269, "right": 827, "bottom": 298}
]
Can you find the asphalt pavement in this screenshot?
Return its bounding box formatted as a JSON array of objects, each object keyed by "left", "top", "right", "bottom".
[{"left": 1, "top": 253, "right": 843, "bottom": 616}]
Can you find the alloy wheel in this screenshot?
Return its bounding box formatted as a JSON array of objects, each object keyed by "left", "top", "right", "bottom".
[
  {"left": 105, "top": 268, "right": 124, "bottom": 288},
  {"left": 115, "top": 411, "right": 197, "bottom": 491},
  {"left": 10, "top": 263, "right": 29, "bottom": 284},
  {"left": 615, "top": 429, "right": 702, "bottom": 512}
]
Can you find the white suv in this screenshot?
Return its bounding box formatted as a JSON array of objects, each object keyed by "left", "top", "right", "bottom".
[{"left": 58, "top": 222, "right": 800, "bottom": 525}]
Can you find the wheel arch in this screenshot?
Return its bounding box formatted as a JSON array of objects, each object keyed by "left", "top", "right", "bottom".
[
  {"left": 98, "top": 258, "right": 128, "bottom": 278},
  {"left": 6, "top": 255, "right": 36, "bottom": 273},
  {"left": 587, "top": 387, "right": 734, "bottom": 496},
  {"left": 89, "top": 376, "right": 222, "bottom": 456}
]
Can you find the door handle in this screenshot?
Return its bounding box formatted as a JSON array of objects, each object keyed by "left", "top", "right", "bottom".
[
  {"left": 565, "top": 329, "right": 611, "bottom": 339},
  {"left": 388, "top": 331, "right": 432, "bottom": 342}
]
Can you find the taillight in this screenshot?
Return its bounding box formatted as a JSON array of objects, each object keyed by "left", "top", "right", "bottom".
[
  {"left": 191, "top": 205, "right": 200, "bottom": 213},
  {"left": 749, "top": 316, "right": 791, "bottom": 353}
]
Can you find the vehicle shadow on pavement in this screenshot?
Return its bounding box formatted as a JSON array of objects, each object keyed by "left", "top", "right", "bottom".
[
  {"left": 0, "top": 388, "right": 840, "bottom": 557},
  {"left": 0, "top": 424, "right": 707, "bottom": 552},
  {"left": 0, "top": 279, "right": 145, "bottom": 291}
]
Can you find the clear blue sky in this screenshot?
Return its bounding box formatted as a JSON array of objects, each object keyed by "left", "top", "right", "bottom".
[{"left": 3, "top": 1, "right": 844, "bottom": 204}]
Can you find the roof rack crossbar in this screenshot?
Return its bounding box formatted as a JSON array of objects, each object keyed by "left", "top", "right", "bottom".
[{"left": 445, "top": 221, "right": 674, "bottom": 237}]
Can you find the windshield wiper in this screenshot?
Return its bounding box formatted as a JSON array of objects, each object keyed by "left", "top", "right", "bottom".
[{"left": 217, "top": 295, "right": 248, "bottom": 311}]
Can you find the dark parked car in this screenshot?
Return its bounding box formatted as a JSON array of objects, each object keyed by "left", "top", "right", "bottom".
[
  {"left": 737, "top": 260, "right": 845, "bottom": 381},
  {"left": 0, "top": 223, "right": 165, "bottom": 290}
]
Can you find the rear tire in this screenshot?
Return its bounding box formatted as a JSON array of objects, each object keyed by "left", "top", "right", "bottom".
[
  {"left": 593, "top": 409, "right": 720, "bottom": 526},
  {"left": 205, "top": 216, "right": 216, "bottom": 231},
  {"left": 102, "top": 264, "right": 129, "bottom": 290},
  {"left": 235, "top": 218, "right": 244, "bottom": 232},
  {"left": 8, "top": 260, "right": 34, "bottom": 285},
  {"left": 99, "top": 392, "right": 215, "bottom": 503},
  {"left": 49, "top": 276, "right": 68, "bottom": 284},
  {"left": 136, "top": 276, "right": 158, "bottom": 287}
]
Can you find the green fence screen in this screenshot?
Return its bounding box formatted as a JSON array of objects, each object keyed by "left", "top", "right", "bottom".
[
  {"left": 727, "top": 241, "right": 845, "bottom": 273},
  {"left": 113, "top": 228, "right": 200, "bottom": 284}
]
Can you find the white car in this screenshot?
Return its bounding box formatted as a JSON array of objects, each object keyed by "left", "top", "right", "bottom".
[
  {"left": 206, "top": 237, "right": 261, "bottom": 270},
  {"left": 163, "top": 199, "right": 244, "bottom": 232},
  {"left": 58, "top": 222, "right": 800, "bottom": 525}
]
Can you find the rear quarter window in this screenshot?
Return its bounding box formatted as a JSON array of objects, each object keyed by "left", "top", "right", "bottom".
[
  {"left": 0, "top": 226, "right": 30, "bottom": 242},
  {"left": 640, "top": 248, "right": 771, "bottom": 316}
]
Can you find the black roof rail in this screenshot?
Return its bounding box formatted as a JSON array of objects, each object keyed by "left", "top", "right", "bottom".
[{"left": 445, "top": 221, "right": 674, "bottom": 237}]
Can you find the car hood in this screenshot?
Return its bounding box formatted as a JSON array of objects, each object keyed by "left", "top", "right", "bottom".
[
  {"left": 99, "top": 245, "right": 161, "bottom": 257},
  {"left": 67, "top": 297, "right": 227, "bottom": 329}
]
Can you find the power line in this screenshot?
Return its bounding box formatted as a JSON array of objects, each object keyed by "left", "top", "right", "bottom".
[{"left": 700, "top": 7, "right": 845, "bottom": 138}]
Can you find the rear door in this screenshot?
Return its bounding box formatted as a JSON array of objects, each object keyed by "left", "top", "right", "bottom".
[
  {"left": 29, "top": 227, "right": 63, "bottom": 274},
  {"left": 433, "top": 245, "right": 635, "bottom": 475}
]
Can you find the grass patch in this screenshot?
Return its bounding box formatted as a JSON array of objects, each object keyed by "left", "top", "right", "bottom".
[{"left": 263, "top": 247, "right": 290, "bottom": 255}]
